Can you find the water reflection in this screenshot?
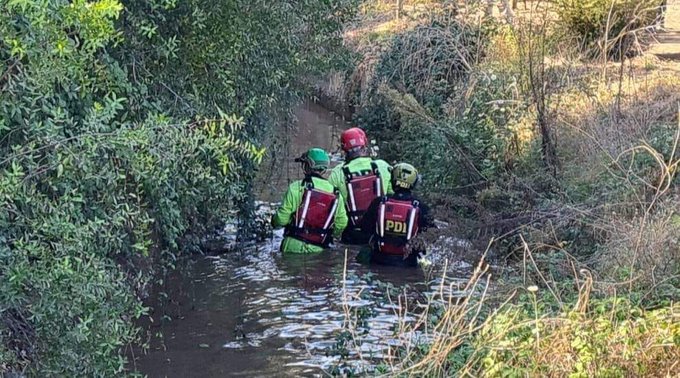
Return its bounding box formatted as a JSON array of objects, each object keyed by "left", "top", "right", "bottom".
[{"left": 136, "top": 227, "right": 473, "bottom": 377}]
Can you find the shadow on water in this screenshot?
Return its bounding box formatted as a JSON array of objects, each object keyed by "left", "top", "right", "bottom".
[{"left": 133, "top": 227, "right": 472, "bottom": 378}]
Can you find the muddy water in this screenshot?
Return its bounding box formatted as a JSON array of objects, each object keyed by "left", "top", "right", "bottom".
[
  {"left": 133, "top": 101, "right": 474, "bottom": 377},
  {"left": 134, "top": 226, "right": 472, "bottom": 377}
]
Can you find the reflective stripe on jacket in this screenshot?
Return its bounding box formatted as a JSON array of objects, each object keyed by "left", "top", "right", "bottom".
[{"left": 272, "top": 176, "right": 348, "bottom": 253}]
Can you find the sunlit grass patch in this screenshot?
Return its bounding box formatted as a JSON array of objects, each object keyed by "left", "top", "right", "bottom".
[{"left": 332, "top": 247, "right": 680, "bottom": 377}]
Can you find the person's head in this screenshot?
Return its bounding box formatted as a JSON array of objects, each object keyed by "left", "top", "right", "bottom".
[
  {"left": 295, "top": 148, "right": 330, "bottom": 176},
  {"left": 340, "top": 127, "right": 370, "bottom": 160},
  {"left": 391, "top": 163, "right": 420, "bottom": 192}
]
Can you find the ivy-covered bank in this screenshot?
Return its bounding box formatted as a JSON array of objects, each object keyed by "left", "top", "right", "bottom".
[{"left": 0, "top": 0, "right": 356, "bottom": 375}]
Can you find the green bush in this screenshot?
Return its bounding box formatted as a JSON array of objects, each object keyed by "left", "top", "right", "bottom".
[
  {"left": 357, "top": 70, "right": 534, "bottom": 199},
  {"left": 118, "top": 0, "right": 358, "bottom": 122},
  {"left": 555, "top": 0, "right": 660, "bottom": 58},
  {"left": 353, "top": 17, "right": 546, "bottom": 204},
  {"left": 0, "top": 0, "right": 355, "bottom": 374},
  {"left": 0, "top": 117, "right": 258, "bottom": 375},
  {"left": 475, "top": 296, "right": 680, "bottom": 377}
]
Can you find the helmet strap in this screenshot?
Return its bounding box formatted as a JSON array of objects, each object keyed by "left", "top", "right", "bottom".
[
  {"left": 302, "top": 161, "right": 327, "bottom": 176},
  {"left": 301, "top": 159, "right": 312, "bottom": 175}
]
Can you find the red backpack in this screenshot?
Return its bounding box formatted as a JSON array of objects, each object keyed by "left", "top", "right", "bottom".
[
  {"left": 376, "top": 197, "right": 420, "bottom": 255},
  {"left": 343, "top": 162, "right": 383, "bottom": 227},
  {"left": 288, "top": 179, "right": 340, "bottom": 246}
]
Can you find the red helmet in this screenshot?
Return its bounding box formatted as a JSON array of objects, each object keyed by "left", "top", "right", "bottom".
[{"left": 340, "top": 127, "right": 368, "bottom": 152}]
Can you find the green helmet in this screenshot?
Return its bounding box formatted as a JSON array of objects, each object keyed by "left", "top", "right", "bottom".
[
  {"left": 296, "top": 148, "right": 330, "bottom": 174},
  {"left": 391, "top": 163, "right": 419, "bottom": 190}
]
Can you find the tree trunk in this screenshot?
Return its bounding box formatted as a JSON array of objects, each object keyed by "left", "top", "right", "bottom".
[{"left": 396, "top": 0, "right": 404, "bottom": 20}]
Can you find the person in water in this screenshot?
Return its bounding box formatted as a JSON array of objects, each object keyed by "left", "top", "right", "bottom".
[
  {"left": 271, "top": 148, "right": 348, "bottom": 253},
  {"left": 359, "top": 163, "right": 434, "bottom": 267},
  {"left": 328, "top": 127, "right": 392, "bottom": 244}
]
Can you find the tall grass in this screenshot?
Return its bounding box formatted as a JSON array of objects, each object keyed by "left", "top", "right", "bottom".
[{"left": 336, "top": 242, "right": 680, "bottom": 376}]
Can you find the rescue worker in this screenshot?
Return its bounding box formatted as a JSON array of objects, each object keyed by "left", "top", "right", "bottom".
[
  {"left": 359, "top": 163, "right": 434, "bottom": 267},
  {"left": 328, "top": 127, "right": 392, "bottom": 244},
  {"left": 271, "top": 148, "right": 348, "bottom": 253}
]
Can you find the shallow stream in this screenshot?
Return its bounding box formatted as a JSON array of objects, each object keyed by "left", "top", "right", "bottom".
[
  {"left": 133, "top": 100, "right": 474, "bottom": 377},
  {"left": 134, "top": 226, "right": 472, "bottom": 377}
]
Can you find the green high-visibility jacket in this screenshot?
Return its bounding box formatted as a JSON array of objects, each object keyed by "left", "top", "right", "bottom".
[
  {"left": 328, "top": 157, "right": 393, "bottom": 221},
  {"left": 271, "top": 176, "right": 348, "bottom": 254}
]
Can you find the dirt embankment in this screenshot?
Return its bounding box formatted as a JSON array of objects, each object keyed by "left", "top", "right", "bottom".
[{"left": 255, "top": 100, "right": 351, "bottom": 203}]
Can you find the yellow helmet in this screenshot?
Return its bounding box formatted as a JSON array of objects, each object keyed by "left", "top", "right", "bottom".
[{"left": 391, "top": 163, "right": 420, "bottom": 190}]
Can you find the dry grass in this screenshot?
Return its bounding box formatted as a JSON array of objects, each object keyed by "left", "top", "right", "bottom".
[
  {"left": 594, "top": 203, "right": 680, "bottom": 292},
  {"left": 386, "top": 249, "right": 494, "bottom": 376},
  {"left": 548, "top": 68, "right": 680, "bottom": 296},
  {"left": 345, "top": 0, "right": 445, "bottom": 48},
  {"left": 337, "top": 1, "right": 451, "bottom": 106},
  {"left": 557, "top": 68, "right": 680, "bottom": 187},
  {"left": 336, "top": 241, "right": 680, "bottom": 377},
  {"left": 327, "top": 7, "right": 680, "bottom": 374}
]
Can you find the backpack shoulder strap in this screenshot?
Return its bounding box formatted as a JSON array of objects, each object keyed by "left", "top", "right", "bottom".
[
  {"left": 302, "top": 175, "right": 315, "bottom": 190},
  {"left": 370, "top": 161, "right": 380, "bottom": 176},
  {"left": 342, "top": 165, "right": 353, "bottom": 181}
]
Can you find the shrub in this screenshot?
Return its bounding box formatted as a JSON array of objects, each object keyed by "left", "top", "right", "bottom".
[
  {"left": 0, "top": 113, "right": 261, "bottom": 375},
  {"left": 0, "top": 0, "right": 355, "bottom": 374},
  {"left": 475, "top": 295, "right": 680, "bottom": 377},
  {"left": 354, "top": 17, "right": 537, "bottom": 195},
  {"left": 332, "top": 256, "right": 680, "bottom": 377},
  {"left": 371, "top": 15, "right": 485, "bottom": 112},
  {"left": 358, "top": 67, "right": 535, "bottom": 201},
  {"left": 555, "top": 0, "right": 661, "bottom": 58}
]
